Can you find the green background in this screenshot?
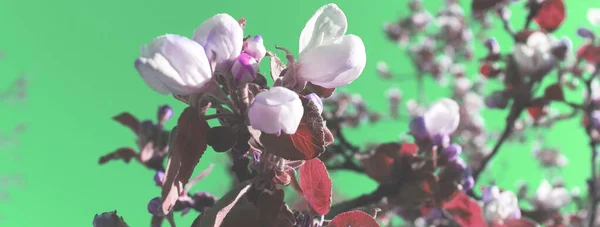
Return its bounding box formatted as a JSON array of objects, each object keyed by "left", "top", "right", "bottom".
[{"left": 1, "top": 0, "right": 599, "bottom": 226}]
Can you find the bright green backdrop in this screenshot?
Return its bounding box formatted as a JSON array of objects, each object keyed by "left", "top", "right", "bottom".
[{"left": 1, "top": 0, "right": 600, "bottom": 226}]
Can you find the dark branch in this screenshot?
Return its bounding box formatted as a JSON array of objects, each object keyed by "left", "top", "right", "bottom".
[{"left": 585, "top": 64, "right": 600, "bottom": 227}]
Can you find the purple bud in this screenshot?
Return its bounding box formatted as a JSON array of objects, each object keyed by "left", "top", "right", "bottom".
[
  {"left": 147, "top": 197, "right": 163, "bottom": 216},
  {"left": 454, "top": 157, "right": 468, "bottom": 171},
  {"left": 231, "top": 53, "right": 258, "bottom": 85},
  {"left": 433, "top": 134, "right": 450, "bottom": 148},
  {"left": 443, "top": 144, "right": 462, "bottom": 161},
  {"left": 485, "top": 37, "right": 500, "bottom": 53},
  {"left": 305, "top": 93, "right": 323, "bottom": 114},
  {"left": 153, "top": 171, "right": 165, "bottom": 186},
  {"left": 462, "top": 176, "right": 474, "bottom": 191},
  {"left": 410, "top": 116, "right": 430, "bottom": 141},
  {"left": 157, "top": 105, "right": 173, "bottom": 124},
  {"left": 485, "top": 91, "right": 509, "bottom": 109},
  {"left": 243, "top": 35, "right": 267, "bottom": 62},
  {"left": 577, "top": 28, "right": 595, "bottom": 39}
]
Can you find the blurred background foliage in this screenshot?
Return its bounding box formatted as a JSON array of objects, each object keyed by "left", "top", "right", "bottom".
[{"left": 0, "top": 0, "right": 599, "bottom": 226}]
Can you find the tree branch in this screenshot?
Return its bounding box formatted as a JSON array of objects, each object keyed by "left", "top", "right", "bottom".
[{"left": 585, "top": 64, "right": 600, "bottom": 227}]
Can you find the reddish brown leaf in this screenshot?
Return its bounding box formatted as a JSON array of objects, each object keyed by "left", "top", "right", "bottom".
[
  {"left": 490, "top": 218, "right": 540, "bottom": 227},
  {"left": 275, "top": 204, "right": 296, "bottom": 227},
  {"left": 173, "top": 107, "right": 209, "bottom": 188},
  {"left": 220, "top": 199, "right": 261, "bottom": 227},
  {"left": 400, "top": 143, "right": 418, "bottom": 156},
  {"left": 113, "top": 112, "right": 140, "bottom": 135},
  {"left": 577, "top": 44, "right": 600, "bottom": 64},
  {"left": 257, "top": 188, "right": 285, "bottom": 227},
  {"left": 527, "top": 105, "right": 546, "bottom": 120},
  {"left": 442, "top": 192, "right": 486, "bottom": 227},
  {"left": 194, "top": 182, "right": 252, "bottom": 227},
  {"left": 288, "top": 170, "right": 304, "bottom": 196},
  {"left": 98, "top": 147, "right": 138, "bottom": 164},
  {"left": 161, "top": 107, "right": 210, "bottom": 214},
  {"left": 543, "top": 83, "right": 564, "bottom": 101},
  {"left": 150, "top": 215, "right": 163, "bottom": 227},
  {"left": 533, "top": 0, "right": 565, "bottom": 32},
  {"left": 299, "top": 158, "right": 332, "bottom": 215},
  {"left": 261, "top": 97, "right": 327, "bottom": 160},
  {"left": 328, "top": 210, "right": 380, "bottom": 227},
  {"left": 303, "top": 82, "right": 336, "bottom": 98},
  {"left": 207, "top": 126, "right": 237, "bottom": 152}
]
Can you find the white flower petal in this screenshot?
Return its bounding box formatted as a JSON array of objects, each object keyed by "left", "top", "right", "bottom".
[
  {"left": 424, "top": 98, "right": 460, "bottom": 136},
  {"left": 588, "top": 8, "right": 600, "bottom": 26},
  {"left": 299, "top": 3, "right": 348, "bottom": 55},
  {"left": 193, "top": 14, "right": 243, "bottom": 66},
  {"left": 248, "top": 87, "right": 304, "bottom": 135},
  {"left": 297, "top": 35, "right": 366, "bottom": 88},
  {"left": 135, "top": 34, "right": 212, "bottom": 95},
  {"left": 513, "top": 32, "right": 554, "bottom": 74}
]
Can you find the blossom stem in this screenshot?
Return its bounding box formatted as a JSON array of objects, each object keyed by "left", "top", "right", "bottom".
[
  {"left": 326, "top": 182, "right": 401, "bottom": 219},
  {"left": 585, "top": 64, "right": 600, "bottom": 227}
]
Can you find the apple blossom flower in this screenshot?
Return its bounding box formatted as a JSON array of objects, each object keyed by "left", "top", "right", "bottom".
[
  {"left": 231, "top": 53, "right": 258, "bottom": 85},
  {"left": 423, "top": 98, "right": 460, "bottom": 137},
  {"left": 513, "top": 31, "right": 555, "bottom": 75},
  {"left": 295, "top": 4, "right": 367, "bottom": 88},
  {"left": 534, "top": 180, "right": 571, "bottom": 210},
  {"left": 589, "top": 8, "right": 600, "bottom": 26},
  {"left": 481, "top": 186, "right": 521, "bottom": 222},
  {"left": 135, "top": 34, "right": 212, "bottom": 96},
  {"left": 248, "top": 86, "right": 304, "bottom": 135},
  {"left": 243, "top": 35, "right": 267, "bottom": 62},
  {"left": 193, "top": 14, "right": 244, "bottom": 67}
]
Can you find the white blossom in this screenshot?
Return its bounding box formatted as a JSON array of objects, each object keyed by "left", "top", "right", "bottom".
[{"left": 248, "top": 87, "right": 304, "bottom": 135}]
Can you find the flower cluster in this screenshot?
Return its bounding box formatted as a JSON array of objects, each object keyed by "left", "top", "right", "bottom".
[{"left": 95, "top": 1, "right": 600, "bottom": 227}]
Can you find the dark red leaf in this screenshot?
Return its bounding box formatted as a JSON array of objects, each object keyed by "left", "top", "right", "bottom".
[
  {"left": 261, "top": 97, "right": 327, "bottom": 160},
  {"left": 220, "top": 199, "right": 261, "bottom": 227},
  {"left": 98, "top": 147, "right": 138, "bottom": 164},
  {"left": 442, "top": 192, "right": 486, "bottom": 227},
  {"left": 299, "top": 158, "right": 332, "bottom": 215},
  {"left": 577, "top": 44, "right": 600, "bottom": 64},
  {"left": 527, "top": 105, "right": 546, "bottom": 120},
  {"left": 193, "top": 182, "right": 253, "bottom": 227},
  {"left": 257, "top": 188, "right": 285, "bottom": 227},
  {"left": 207, "top": 126, "right": 237, "bottom": 152},
  {"left": 533, "top": 0, "right": 565, "bottom": 32},
  {"left": 303, "top": 82, "right": 336, "bottom": 98},
  {"left": 328, "top": 210, "right": 380, "bottom": 227},
  {"left": 543, "top": 83, "right": 565, "bottom": 101},
  {"left": 490, "top": 218, "right": 540, "bottom": 227},
  {"left": 400, "top": 143, "right": 418, "bottom": 155},
  {"left": 113, "top": 112, "right": 140, "bottom": 135},
  {"left": 161, "top": 107, "right": 209, "bottom": 214},
  {"left": 93, "top": 210, "right": 130, "bottom": 227}
]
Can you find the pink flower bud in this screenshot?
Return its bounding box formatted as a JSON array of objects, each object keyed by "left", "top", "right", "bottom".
[
  {"left": 243, "top": 35, "right": 266, "bottom": 62},
  {"left": 231, "top": 53, "right": 258, "bottom": 85},
  {"left": 248, "top": 87, "right": 304, "bottom": 135}
]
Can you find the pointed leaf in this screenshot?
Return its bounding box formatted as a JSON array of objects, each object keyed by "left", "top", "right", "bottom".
[
  {"left": 267, "top": 51, "right": 286, "bottom": 81},
  {"left": 98, "top": 147, "right": 138, "bottom": 164},
  {"left": 261, "top": 97, "right": 328, "bottom": 160},
  {"left": 533, "top": 0, "right": 565, "bottom": 32},
  {"left": 543, "top": 83, "right": 564, "bottom": 101},
  {"left": 257, "top": 188, "right": 285, "bottom": 227},
  {"left": 113, "top": 112, "right": 140, "bottom": 135},
  {"left": 194, "top": 182, "right": 252, "bottom": 227},
  {"left": 220, "top": 199, "right": 261, "bottom": 227},
  {"left": 299, "top": 158, "right": 332, "bottom": 215},
  {"left": 327, "top": 210, "right": 380, "bottom": 227},
  {"left": 207, "top": 126, "right": 238, "bottom": 152},
  {"left": 442, "top": 191, "right": 486, "bottom": 227}
]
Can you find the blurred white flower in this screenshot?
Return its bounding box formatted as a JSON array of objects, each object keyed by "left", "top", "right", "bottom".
[
  {"left": 482, "top": 186, "right": 521, "bottom": 222},
  {"left": 535, "top": 180, "right": 571, "bottom": 210},
  {"left": 193, "top": 14, "right": 244, "bottom": 67},
  {"left": 135, "top": 34, "right": 212, "bottom": 95},
  {"left": 248, "top": 87, "right": 304, "bottom": 135},
  {"left": 295, "top": 4, "right": 367, "bottom": 88},
  {"left": 424, "top": 98, "right": 460, "bottom": 136},
  {"left": 588, "top": 8, "right": 600, "bottom": 26},
  {"left": 513, "top": 32, "right": 555, "bottom": 75}
]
